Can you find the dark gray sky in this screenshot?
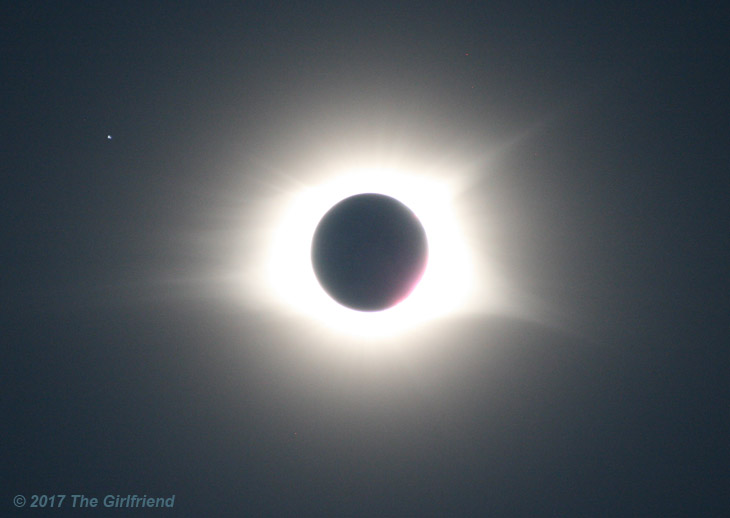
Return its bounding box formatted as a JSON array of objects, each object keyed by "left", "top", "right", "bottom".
[{"left": 4, "top": 1, "right": 728, "bottom": 516}]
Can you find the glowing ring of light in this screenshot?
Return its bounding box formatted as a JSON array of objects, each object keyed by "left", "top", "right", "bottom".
[{"left": 264, "top": 165, "right": 475, "bottom": 340}]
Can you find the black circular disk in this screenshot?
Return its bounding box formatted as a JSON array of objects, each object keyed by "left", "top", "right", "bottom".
[{"left": 311, "top": 193, "right": 428, "bottom": 311}]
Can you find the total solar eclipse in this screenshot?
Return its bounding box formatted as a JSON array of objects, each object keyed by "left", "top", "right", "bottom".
[{"left": 311, "top": 193, "right": 428, "bottom": 311}]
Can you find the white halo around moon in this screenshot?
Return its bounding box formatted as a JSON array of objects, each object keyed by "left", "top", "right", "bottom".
[
  {"left": 188, "top": 122, "right": 541, "bottom": 357},
  {"left": 266, "top": 166, "right": 475, "bottom": 339},
  {"left": 244, "top": 160, "right": 523, "bottom": 343}
]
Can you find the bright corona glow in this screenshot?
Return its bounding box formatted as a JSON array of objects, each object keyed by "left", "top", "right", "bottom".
[{"left": 265, "top": 165, "right": 477, "bottom": 340}]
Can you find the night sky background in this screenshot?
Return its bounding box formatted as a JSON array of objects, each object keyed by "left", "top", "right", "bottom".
[{"left": 3, "top": 2, "right": 729, "bottom": 516}]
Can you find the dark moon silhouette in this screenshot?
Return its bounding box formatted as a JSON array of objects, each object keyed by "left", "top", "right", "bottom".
[{"left": 311, "top": 193, "right": 428, "bottom": 311}]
